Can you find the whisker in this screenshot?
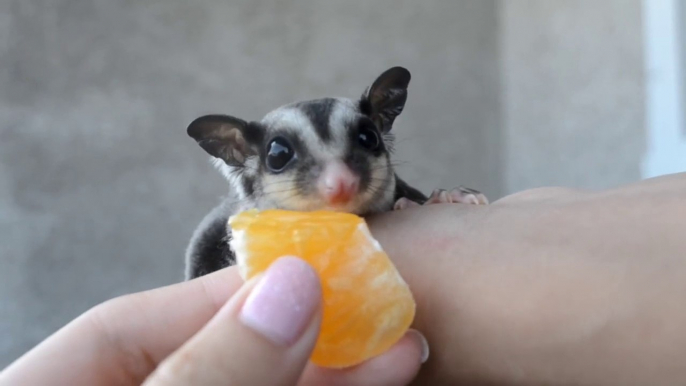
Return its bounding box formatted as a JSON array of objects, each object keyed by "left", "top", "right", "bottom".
[
  {"left": 272, "top": 191, "right": 304, "bottom": 204},
  {"left": 260, "top": 180, "right": 296, "bottom": 189},
  {"left": 219, "top": 196, "right": 255, "bottom": 207},
  {"left": 394, "top": 135, "right": 422, "bottom": 144},
  {"left": 263, "top": 187, "right": 300, "bottom": 195}
]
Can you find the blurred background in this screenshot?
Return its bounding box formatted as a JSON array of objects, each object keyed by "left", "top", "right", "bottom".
[{"left": 1, "top": 0, "right": 685, "bottom": 367}]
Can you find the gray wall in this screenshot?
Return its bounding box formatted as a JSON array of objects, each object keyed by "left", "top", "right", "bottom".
[
  {"left": 0, "top": 0, "right": 645, "bottom": 367},
  {"left": 0, "top": 0, "right": 502, "bottom": 366},
  {"left": 501, "top": 0, "right": 645, "bottom": 193}
]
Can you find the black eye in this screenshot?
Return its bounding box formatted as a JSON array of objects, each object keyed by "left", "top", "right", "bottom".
[
  {"left": 357, "top": 125, "right": 380, "bottom": 151},
  {"left": 266, "top": 137, "right": 295, "bottom": 172}
]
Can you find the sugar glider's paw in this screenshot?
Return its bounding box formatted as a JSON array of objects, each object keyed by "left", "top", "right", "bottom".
[
  {"left": 393, "top": 197, "right": 421, "bottom": 211},
  {"left": 393, "top": 186, "right": 488, "bottom": 211},
  {"left": 425, "top": 186, "right": 489, "bottom": 206}
]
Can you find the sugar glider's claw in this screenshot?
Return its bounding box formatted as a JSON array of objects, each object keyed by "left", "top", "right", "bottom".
[
  {"left": 426, "top": 186, "right": 489, "bottom": 205},
  {"left": 393, "top": 197, "right": 421, "bottom": 211}
]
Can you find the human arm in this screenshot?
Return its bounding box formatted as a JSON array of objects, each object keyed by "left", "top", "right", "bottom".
[{"left": 367, "top": 172, "right": 686, "bottom": 385}]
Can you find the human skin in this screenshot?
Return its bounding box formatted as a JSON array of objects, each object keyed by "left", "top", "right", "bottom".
[
  {"left": 0, "top": 258, "right": 427, "bottom": 386},
  {"left": 367, "top": 172, "right": 686, "bottom": 385},
  {"left": 3, "top": 172, "right": 685, "bottom": 385}
]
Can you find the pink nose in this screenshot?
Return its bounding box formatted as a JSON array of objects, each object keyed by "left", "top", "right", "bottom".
[{"left": 318, "top": 162, "right": 360, "bottom": 205}]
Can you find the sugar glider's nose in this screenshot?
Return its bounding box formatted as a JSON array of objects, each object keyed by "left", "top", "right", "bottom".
[{"left": 318, "top": 161, "right": 360, "bottom": 205}]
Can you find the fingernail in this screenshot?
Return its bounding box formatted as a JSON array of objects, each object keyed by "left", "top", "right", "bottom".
[
  {"left": 407, "top": 329, "right": 430, "bottom": 363},
  {"left": 239, "top": 256, "right": 321, "bottom": 346}
]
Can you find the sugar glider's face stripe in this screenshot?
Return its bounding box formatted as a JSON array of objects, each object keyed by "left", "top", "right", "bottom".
[
  {"left": 297, "top": 98, "right": 336, "bottom": 144},
  {"left": 242, "top": 175, "right": 255, "bottom": 197}
]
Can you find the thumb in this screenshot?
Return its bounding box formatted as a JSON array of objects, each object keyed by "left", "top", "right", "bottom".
[{"left": 143, "top": 256, "right": 322, "bottom": 386}]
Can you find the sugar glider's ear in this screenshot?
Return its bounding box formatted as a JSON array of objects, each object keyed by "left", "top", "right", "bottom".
[
  {"left": 360, "top": 66, "right": 411, "bottom": 133},
  {"left": 187, "top": 114, "right": 263, "bottom": 167}
]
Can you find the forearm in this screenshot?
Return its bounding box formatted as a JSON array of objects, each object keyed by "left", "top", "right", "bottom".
[{"left": 369, "top": 173, "right": 686, "bottom": 385}]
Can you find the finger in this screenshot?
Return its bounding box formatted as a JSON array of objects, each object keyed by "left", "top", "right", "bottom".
[
  {"left": 1, "top": 266, "right": 245, "bottom": 386},
  {"left": 143, "top": 256, "right": 322, "bottom": 386},
  {"left": 299, "top": 329, "right": 429, "bottom": 386}
]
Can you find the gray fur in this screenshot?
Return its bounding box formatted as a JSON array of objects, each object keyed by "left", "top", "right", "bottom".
[
  {"left": 184, "top": 67, "right": 427, "bottom": 280},
  {"left": 184, "top": 196, "right": 238, "bottom": 280}
]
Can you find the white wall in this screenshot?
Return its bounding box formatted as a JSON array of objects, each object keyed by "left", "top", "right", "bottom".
[{"left": 641, "top": 0, "right": 686, "bottom": 178}]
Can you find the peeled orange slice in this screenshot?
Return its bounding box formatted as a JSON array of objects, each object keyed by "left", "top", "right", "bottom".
[{"left": 228, "top": 209, "right": 416, "bottom": 368}]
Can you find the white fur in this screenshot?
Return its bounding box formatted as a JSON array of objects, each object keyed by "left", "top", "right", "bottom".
[
  {"left": 211, "top": 155, "right": 259, "bottom": 200},
  {"left": 262, "top": 107, "right": 314, "bottom": 136},
  {"left": 328, "top": 98, "right": 358, "bottom": 149},
  {"left": 214, "top": 98, "right": 396, "bottom": 213}
]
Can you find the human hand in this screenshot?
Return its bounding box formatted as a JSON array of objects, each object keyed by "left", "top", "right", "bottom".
[{"left": 1, "top": 256, "right": 429, "bottom": 386}]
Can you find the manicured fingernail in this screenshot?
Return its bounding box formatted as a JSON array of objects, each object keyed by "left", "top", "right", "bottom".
[
  {"left": 239, "top": 256, "right": 321, "bottom": 346},
  {"left": 407, "top": 329, "right": 430, "bottom": 363}
]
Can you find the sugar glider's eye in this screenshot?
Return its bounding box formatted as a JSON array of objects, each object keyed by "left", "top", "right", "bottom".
[
  {"left": 266, "top": 137, "right": 295, "bottom": 172},
  {"left": 357, "top": 125, "right": 380, "bottom": 151}
]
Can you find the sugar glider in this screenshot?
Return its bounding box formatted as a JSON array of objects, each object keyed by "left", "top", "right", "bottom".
[{"left": 184, "top": 67, "right": 488, "bottom": 280}]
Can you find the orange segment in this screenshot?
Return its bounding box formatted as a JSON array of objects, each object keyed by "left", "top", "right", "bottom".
[{"left": 228, "top": 209, "right": 416, "bottom": 368}]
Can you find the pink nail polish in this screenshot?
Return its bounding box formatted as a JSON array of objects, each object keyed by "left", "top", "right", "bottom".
[
  {"left": 240, "top": 256, "right": 321, "bottom": 346},
  {"left": 412, "top": 330, "right": 430, "bottom": 363}
]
